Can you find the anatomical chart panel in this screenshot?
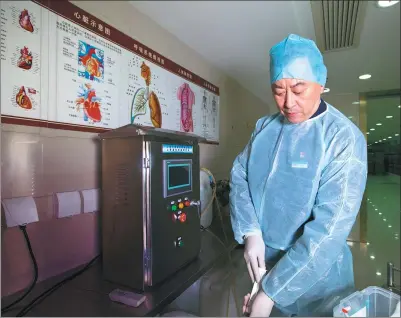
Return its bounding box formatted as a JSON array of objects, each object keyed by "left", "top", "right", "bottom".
[
  {"left": 0, "top": 0, "right": 220, "bottom": 142},
  {"left": 199, "top": 89, "right": 219, "bottom": 141},
  {"left": 0, "top": 1, "right": 42, "bottom": 119},
  {"left": 177, "top": 82, "right": 196, "bottom": 133},
  {"left": 190, "top": 85, "right": 204, "bottom": 137},
  {"left": 210, "top": 93, "right": 220, "bottom": 141},
  {"left": 54, "top": 16, "right": 120, "bottom": 128},
  {"left": 124, "top": 52, "right": 169, "bottom": 129},
  {"left": 169, "top": 77, "right": 200, "bottom": 134}
]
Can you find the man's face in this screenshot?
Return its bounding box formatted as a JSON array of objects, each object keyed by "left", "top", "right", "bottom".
[{"left": 272, "top": 78, "right": 324, "bottom": 124}]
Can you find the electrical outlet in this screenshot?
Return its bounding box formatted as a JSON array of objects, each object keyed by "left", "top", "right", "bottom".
[
  {"left": 81, "top": 188, "right": 100, "bottom": 213},
  {"left": 2, "top": 196, "right": 39, "bottom": 228},
  {"left": 56, "top": 191, "right": 81, "bottom": 218}
]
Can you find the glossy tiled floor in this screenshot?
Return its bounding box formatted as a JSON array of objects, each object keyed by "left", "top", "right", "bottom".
[
  {"left": 350, "top": 174, "right": 400, "bottom": 291},
  {"left": 164, "top": 174, "right": 400, "bottom": 317}
]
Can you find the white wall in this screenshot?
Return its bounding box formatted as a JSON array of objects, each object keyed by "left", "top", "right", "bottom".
[{"left": 71, "top": 1, "right": 272, "bottom": 180}]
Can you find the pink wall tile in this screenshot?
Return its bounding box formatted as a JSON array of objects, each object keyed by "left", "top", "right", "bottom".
[
  {"left": 1, "top": 131, "right": 44, "bottom": 199},
  {"left": 1, "top": 213, "right": 99, "bottom": 297},
  {"left": 1, "top": 126, "right": 101, "bottom": 296},
  {"left": 41, "top": 135, "right": 100, "bottom": 194}
]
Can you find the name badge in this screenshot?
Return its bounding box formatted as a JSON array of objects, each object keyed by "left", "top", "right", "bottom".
[{"left": 292, "top": 161, "right": 308, "bottom": 169}]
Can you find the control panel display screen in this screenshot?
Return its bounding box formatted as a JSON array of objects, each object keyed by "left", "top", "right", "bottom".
[
  {"left": 168, "top": 164, "right": 190, "bottom": 190},
  {"left": 163, "top": 159, "right": 192, "bottom": 197}
]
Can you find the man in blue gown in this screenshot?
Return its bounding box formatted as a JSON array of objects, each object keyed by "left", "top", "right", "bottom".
[{"left": 230, "top": 34, "right": 368, "bottom": 317}]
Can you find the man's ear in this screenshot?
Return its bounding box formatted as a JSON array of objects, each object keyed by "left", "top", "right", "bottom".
[{"left": 320, "top": 86, "right": 325, "bottom": 93}]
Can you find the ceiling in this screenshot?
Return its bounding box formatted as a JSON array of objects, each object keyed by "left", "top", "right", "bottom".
[
  {"left": 131, "top": 1, "right": 400, "bottom": 107},
  {"left": 366, "top": 95, "right": 400, "bottom": 145},
  {"left": 130, "top": 1, "right": 400, "bottom": 123}
]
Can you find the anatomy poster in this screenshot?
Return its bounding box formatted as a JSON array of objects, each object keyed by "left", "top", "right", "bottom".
[
  {"left": 53, "top": 15, "right": 120, "bottom": 128},
  {"left": 200, "top": 89, "right": 220, "bottom": 140},
  {"left": 177, "top": 82, "right": 196, "bottom": 133},
  {"left": 0, "top": 1, "right": 42, "bottom": 119},
  {"left": 168, "top": 77, "right": 202, "bottom": 136},
  {"left": 123, "top": 52, "right": 168, "bottom": 129},
  {"left": 0, "top": 0, "right": 220, "bottom": 142}
]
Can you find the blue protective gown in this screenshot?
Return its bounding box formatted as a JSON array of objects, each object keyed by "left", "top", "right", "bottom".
[{"left": 230, "top": 101, "right": 367, "bottom": 316}]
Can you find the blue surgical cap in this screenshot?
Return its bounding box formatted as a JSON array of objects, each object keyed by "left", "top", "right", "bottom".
[{"left": 269, "top": 34, "right": 327, "bottom": 86}]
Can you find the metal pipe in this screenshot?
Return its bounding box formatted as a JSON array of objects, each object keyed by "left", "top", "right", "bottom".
[{"left": 387, "top": 262, "right": 394, "bottom": 288}]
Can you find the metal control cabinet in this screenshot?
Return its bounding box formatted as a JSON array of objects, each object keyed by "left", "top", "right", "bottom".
[{"left": 99, "top": 124, "right": 203, "bottom": 291}]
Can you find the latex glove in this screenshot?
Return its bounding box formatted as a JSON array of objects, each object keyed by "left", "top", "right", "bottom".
[
  {"left": 250, "top": 290, "right": 274, "bottom": 317},
  {"left": 243, "top": 290, "right": 274, "bottom": 317},
  {"left": 244, "top": 235, "right": 266, "bottom": 283}
]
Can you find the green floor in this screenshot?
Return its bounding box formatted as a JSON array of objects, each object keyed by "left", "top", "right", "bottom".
[{"left": 352, "top": 174, "right": 400, "bottom": 290}]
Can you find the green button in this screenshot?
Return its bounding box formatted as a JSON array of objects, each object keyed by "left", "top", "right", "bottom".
[
  {"left": 178, "top": 240, "right": 183, "bottom": 247},
  {"left": 172, "top": 205, "right": 177, "bottom": 211}
]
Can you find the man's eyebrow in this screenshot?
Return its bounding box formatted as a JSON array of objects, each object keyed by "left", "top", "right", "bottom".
[
  {"left": 273, "top": 82, "right": 307, "bottom": 89},
  {"left": 290, "top": 82, "right": 306, "bottom": 88}
]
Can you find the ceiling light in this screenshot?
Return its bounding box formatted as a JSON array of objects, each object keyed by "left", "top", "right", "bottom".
[
  {"left": 359, "top": 74, "right": 372, "bottom": 80},
  {"left": 367, "top": 132, "right": 370, "bottom": 135},
  {"left": 376, "top": 272, "right": 382, "bottom": 276},
  {"left": 383, "top": 219, "right": 387, "bottom": 221},
  {"left": 370, "top": 255, "right": 375, "bottom": 259},
  {"left": 386, "top": 115, "right": 393, "bottom": 119},
  {"left": 383, "top": 138, "right": 387, "bottom": 141},
  {"left": 367, "top": 242, "right": 370, "bottom": 245},
  {"left": 375, "top": 142, "right": 378, "bottom": 144},
  {"left": 388, "top": 136, "right": 392, "bottom": 139},
  {"left": 398, "top": 105, "right": 401, "bottom": 108},
  {"left": 376, "top": 123, "right": 382, "bottom": 126},
  {"left": 323, "top": 88, "right": 330, "bottom": 93},
  {"left": 388, "top": 225, "right": 392, "bottom": 228},
  {"left": 395, "top": 134, "right": 399, "bottom": 136},
  {"left": 379, "top": 212, "right": 382, "bottom": 215},
  {"left": 377, "top": 1, "right": 400, "bottom": 8},
  {"left": 375, "top": 208, "right": 378, "bottom": 211},
  {"left": 352, "top": 101, "right": 360, "bottom": 105},
  {"left": 348, "top": 116, "right": 353, "bottom": 119},
  {"left": 370, "top": 128, "right": 375, "bottom": 131}
]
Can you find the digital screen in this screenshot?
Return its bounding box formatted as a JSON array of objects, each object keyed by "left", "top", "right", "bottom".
[
  {"left": 168, "top": 164, "right": 191, "bottom": 190},
  {"left": 162, "top": 144, "right": 193, "bottom": 154}
]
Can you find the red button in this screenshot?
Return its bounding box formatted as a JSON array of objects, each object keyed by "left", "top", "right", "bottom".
[
  {"left": 179, "top": 213, "right": 187, "bottom": 223},
  {"left": 184, "top": 201, "right": 190, "bottom": 207}
]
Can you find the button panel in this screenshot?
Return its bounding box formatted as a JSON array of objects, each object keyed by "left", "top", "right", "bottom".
[{"left": 169, "top": 198, "right": 191, "bottom": 214}]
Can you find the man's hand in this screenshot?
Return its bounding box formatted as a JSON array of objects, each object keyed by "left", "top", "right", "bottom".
[
  {"left": 243, "top": 290, "right": 274, "bottom": 317},
  {"left": 244, "top": 235, "right": 266, "bottom": 283}
]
